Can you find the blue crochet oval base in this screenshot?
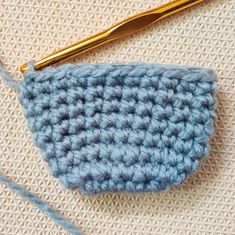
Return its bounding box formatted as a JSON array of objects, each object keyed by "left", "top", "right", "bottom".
[{"left": 19, "top": 63, "right": 216, "bottom": 194}]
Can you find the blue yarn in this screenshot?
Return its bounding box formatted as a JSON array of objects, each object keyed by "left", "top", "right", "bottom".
[
  {"left": 17, "top": 62, "right": 216, "bottom": 194},
  {"left": 0, "top": 175, "right": 82, "bottom": 235},
  {"left": 0, "top": 62, "right": 217, "bottom": 194},
  {"left": 0, "top": 61, "right": 217, "bottom": 234},
  {"left": 0, "top": 61, "right": 20, "bottom": 90}
]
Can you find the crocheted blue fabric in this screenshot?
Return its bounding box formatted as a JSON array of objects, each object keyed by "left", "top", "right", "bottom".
[{"left": 18, "top": 63, "right": 216, "bottom": 194}]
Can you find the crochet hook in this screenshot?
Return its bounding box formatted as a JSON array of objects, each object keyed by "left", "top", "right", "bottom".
[{"left": 20, "top": 0, "right": 204, "bottom": 73}]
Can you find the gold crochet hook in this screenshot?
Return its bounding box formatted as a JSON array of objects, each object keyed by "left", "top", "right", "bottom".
[{"left": 20, "top": 0, "right": 204, "bottom": 73}]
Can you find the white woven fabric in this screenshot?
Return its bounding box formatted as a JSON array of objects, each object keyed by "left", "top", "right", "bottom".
[{"left": 0, "top": 0, "right": 234, "bottom": 234}]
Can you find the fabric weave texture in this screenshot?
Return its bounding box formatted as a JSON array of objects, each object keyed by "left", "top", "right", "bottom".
[{"left": 19, "top": 63, "right": 217, "bottom": 194}]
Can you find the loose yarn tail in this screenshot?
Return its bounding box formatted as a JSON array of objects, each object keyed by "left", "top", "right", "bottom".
[
  {"left": 0, "top": 175, "right": 83, "bottom": 235},
  {"left": 0, "top": 61, "right": 20, "bottom": 90}
]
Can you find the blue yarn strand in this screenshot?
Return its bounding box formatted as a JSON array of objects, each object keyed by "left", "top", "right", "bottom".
[
  {"left": 0, "top": 61, "right": 20, "bottom": 90},
  {"left": 0, "top": 175, "right": 83, "bottom": 235}
]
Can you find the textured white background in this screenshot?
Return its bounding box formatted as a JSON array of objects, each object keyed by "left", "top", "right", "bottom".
[{"left": 0, "top": 0, "right": 235, "bottom": 234}]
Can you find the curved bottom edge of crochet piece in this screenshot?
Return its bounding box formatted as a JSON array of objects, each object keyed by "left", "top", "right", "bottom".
[{"left": 53, "top": 157, "right": 207, "bottom": 195}]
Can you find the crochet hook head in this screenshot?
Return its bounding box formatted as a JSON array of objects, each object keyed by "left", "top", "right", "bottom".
[{"left": 20, "top": 0, "right": 204, "bottom": 73}]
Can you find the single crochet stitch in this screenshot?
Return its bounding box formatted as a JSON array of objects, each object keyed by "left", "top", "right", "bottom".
[{"left": 14, "top": 62, "right": 216, "bottom": 194}]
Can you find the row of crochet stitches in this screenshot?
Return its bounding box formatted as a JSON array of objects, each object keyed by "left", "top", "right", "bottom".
[{"left": 20, "top": 63, "right": 216, "bottom": 194}]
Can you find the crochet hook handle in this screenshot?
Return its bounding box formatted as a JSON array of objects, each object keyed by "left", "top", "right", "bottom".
[{"left": 20, "top": 0, "right": 204, "bottom": 73}]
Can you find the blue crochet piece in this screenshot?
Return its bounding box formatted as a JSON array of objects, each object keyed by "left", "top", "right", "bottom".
[{"left": 17, "top": 63, "right": 216, "bottom": 194}]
